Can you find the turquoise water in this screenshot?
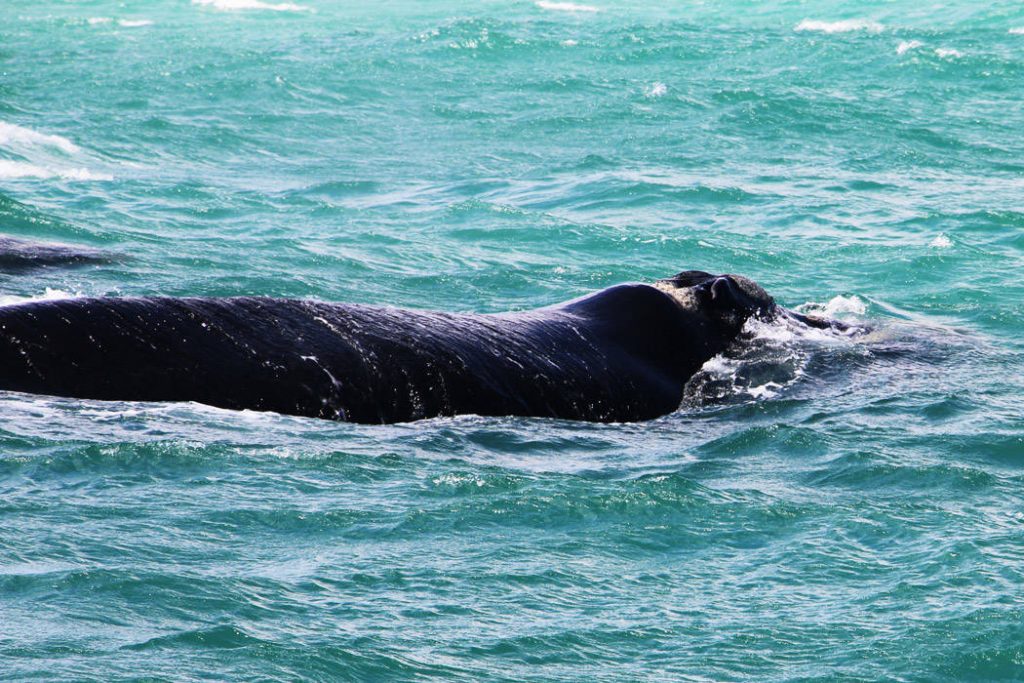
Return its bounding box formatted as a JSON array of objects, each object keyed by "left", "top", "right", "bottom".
[{"left": 2, "top": 0, "right": 1024, "bottom": 679}]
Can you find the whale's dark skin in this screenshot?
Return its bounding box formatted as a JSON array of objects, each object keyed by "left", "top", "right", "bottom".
[
  {"left": 0, "top": 236, "right": 112, "bottom": 272},
  {"left": 0, "top": 271, "right": 828, "bottom": 423}
]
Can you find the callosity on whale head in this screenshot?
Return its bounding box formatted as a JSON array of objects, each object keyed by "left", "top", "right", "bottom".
[
  {"left": 654, "top": 270, "right": 777, "bottom": 333},
  {"left": 654, "top": 269, "right": 852, "bottom": 334}
]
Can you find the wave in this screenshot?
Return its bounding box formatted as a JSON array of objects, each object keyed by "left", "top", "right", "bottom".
[
  {"left": 192, "top": 0, "right": 309, "bottom": 11},
  {"left": 87, "top": 17, "right": 153, "bottom": 27},
  {"left": 0, "top": 288, "right": 81, "bottom": 308},
  {"left": 0, "top": 121, "right": 111, "bottom": 182},
  {"left": 536, "top": 1, "right": 600, "bottom": 13},
  {"left": 0, "top": 160, "right": 111, "bottom": 181},
  {"left": 0, "top": 121, "right": 79, "bottom": 155},
  {"left": 794, "top": 19, "right": 883, "bottom": 34},
  {"left": 897, "top": 40, "right": 922, "bottom": 55},
  {"left": 1010, "top": 27, "right": 1024, "bottom": 35},
  {"left": 521, "top": 169, "right": 772, "bottom": 213}
]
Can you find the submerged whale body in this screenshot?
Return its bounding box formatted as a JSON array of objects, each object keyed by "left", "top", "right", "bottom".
[
  {"left": 0, "top": 271, "right": 841, "bottom": 423},
  {"left": 0, "top": 236, "right": 112, "bottom": 272}
]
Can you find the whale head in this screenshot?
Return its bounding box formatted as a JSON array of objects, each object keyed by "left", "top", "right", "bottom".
[
  {"left": 654, "top": 270, "right": 853, "bottom": 334},
  {"left": 653, "top": 270, "right": 776, "bottom": 334}
]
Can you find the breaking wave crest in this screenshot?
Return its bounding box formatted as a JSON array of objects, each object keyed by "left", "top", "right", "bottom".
[
  {"left": 0, "top": 288, "right": 82, "bottom": 308},
  {"left": 794, "top": 19, "right": 884, "bottom": 34},
  {"left": 0, "top": 121, "right": 79, "bottom": 155},
  {"left": 535, "top": 1, "right": 600, "bottom": 13},
  {"left": 0, "top": 121, "right": 111, "bottom": 181},
  {"left": 191, "top": 0, "right": 309, "bottom": 11}
]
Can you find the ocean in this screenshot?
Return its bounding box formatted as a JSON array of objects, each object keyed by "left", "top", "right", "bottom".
[{"left": 1, "top": 0, "right": 1023, "bottom": 679}]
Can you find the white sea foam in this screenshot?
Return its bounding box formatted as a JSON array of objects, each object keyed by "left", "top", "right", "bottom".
[
  {"left": 747, "top": 382, "right": 787, "bottom": 399},
  {"left": 192, "top": 0, "right": 309, "bottom": 11},
  {"left": 645, "top": 82, "right": 667, "bottom": 98},
  {"left": 684, "top": 322, "right": 804, "bottom": 402},
  {"left": 0, "top": 121, "right": 112, "bottom": 181},
  {"left": 930, "top": 234, "right": 953, "bottom": 249},
  {"left": 897, "top": 40, "right": 922, "bottom": 55},
  {"left": 1009, "top": 27, "right": 1024, "bottom": 35},
  {"left": 0, "top": 121, "right": 79, "bottom": 155},
  {"left": 683, "top": 301, "right": 867, "bottom": 405},
  {"left": 0, "top": 160, "right": 112, "bottom": 181},
  {"left": 536, "top": 1, "right": 599, "bottom": 13},
  {"left": 119, "top": 19, "right": 154, "bottom": 27},
  {"left": 87, "top": 17, "right": 112, "bottom": 25},
  {"left": 794, "top": 19, "right": 883, "bottom": 34},
  {"left": 0, "top": 288, "right": 82, "bottom": 308},
  {"left": 935, "top": 47, "right": 962, "bottom": 59},
  {"left": 433, "top": 472, "right": 487, "bottom": 488},
  {"left": 797, "top": 294, "right": 868, "bottom": 318},
  {"left": 561, "top": 39, "right": 578, "bottom": 47}
]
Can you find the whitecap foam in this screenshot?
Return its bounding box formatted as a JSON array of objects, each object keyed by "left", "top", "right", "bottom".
[
  {"left": 536, "top": 1, "right": 599, "bottom": 13},
  {"left": 0, "top": 160, "right": 112, "bottom": 181},
  {"left": 432, "top": 472, "right": 487, "bottom": 488},
  {"left": 192, "top": 0, "right": 309, "bottom": 11},
  {"left": 87, "top": 17, "right": 112, "bottom": 25},
  {"left": 935, "top": 47, "right": 962, "bottom": 59},
  {"left": 0, "top": 288, "right": 82, "bottom": 308},
  {"left": 0, "top": 121, "right": 79, "bottom": 155},
  {"left": 794, "top": 19, "right": 883, "bottom": 34},
  {"left": 1009, "top": 27, "right": 1024, "bottom": 35},
  {"left": 0, "top": 120, "right": 112, "bottom": 180},
  {"left": 797, "top": 294, "right": 868, "bottom": 318},
  {"left": 561, "top": 39, "right": 578, "bottom": 47},
  {"left": 897, "top": 40, "right": 922, "bottom": 55},
  {"left": 119, "top": 19, "right": 154, "bottom": 27},
  {"left": 645, "top": 82, "right": 667, "bottom": 98},
  {"left": 930, "top": 234, "right": 953, "bottom": 249}
]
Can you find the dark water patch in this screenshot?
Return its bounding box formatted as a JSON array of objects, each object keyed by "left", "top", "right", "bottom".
[
  {"left": 517, "top": 177, "right": 771, "bottom": 215},
  {"left": 921, "top": 393, "right": 980, "bottom": 421},
  {"left": 200, "top": 506, "right": 377, "bottom": 536},
  {"left": 0, "top": 191, "right": 92, "bottom": 242},
  {"left": 430, "top": 103, "right": 499, "bottom": 121},
  {"left": 125, "top": 623, "right": 267, "bottom": 651},
  {"left": 298, "top": 179, "right": 383, "bottom": 199},
  {"left": 460, "top": 428, "right": 622, "bottom": 456},
  {"left": 943, "top": 433, "right": 1024, "bottom": 467},
  {"left": 387, "top": 471, "right": 821, "bottom": 552},
  {"left": 695, "top": 425, "right": 802, "bottom": 459},
  {"left": 846, "top": 178, "right": 898, "bottom": 191},
  {"left": 10, "top": 441, "right": 225, "bottom": 481},
  {"left": 804, "top": 452, "right": 1000, "bottom": 494}
]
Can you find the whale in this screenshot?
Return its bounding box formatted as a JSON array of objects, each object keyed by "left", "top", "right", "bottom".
[
  {"left": 0, "top": 235, "right": 112, "bottom": 272},
  {"left": 0, "top": 271, "right": 842, "bottom": 423}
]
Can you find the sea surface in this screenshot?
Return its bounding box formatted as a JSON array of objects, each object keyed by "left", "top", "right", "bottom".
[{"left": 2, "top": 0, "right": 1023, "bottom": 680}]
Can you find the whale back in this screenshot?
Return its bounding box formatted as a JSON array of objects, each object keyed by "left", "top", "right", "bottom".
[
  {"left": 0, "top": 293, "right": 703, "bottom": 422},
  {"left": 0, "top": 277, "right": 778, "bottom": 423}
]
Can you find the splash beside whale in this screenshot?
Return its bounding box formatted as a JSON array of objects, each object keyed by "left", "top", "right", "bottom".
[{"left": 0, "top": 270, "right": 846, "bottom": 423}]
